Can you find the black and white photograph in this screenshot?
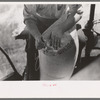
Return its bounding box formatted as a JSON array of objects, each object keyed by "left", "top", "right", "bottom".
[{"left": 0, "top": 2, "right": 100, "bottom": 81}]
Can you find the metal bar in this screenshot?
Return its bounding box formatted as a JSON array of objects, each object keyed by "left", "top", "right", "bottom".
[
  {"left": 89, "top": 4, "right": 95, "bottom": 22},
  {"left": 0, "top": 46, "right": 18, "bottom": 73}
]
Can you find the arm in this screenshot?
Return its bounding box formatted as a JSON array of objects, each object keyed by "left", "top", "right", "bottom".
[
  {"left": 43, "top": 4, "right": 83, "bottom": 49},
  {"left": 24, "top": 19, "right": 42, "bottom": 40},
  {"left": 23, "top": 5, "right": 41, "bottom": 40},
  {"left": 23, "top": 4, "right": 45, "bottom": 49}
]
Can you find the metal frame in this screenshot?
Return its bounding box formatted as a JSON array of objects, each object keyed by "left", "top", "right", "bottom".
[{"left": 0, "top": 46, "right": 22, "bottom": 80}]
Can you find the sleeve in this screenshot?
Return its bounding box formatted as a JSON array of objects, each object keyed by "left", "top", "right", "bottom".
[{"left": 23, "top": 4, "right": 38, "bottom": 23}]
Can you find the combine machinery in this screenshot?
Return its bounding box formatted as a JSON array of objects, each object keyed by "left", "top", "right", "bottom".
[{"left": 0, "top": 4, "right": 100, "bottom": 80}]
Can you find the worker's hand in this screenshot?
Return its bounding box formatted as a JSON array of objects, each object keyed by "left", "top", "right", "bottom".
[
  {"left": 50, "top": 27, "right": 64, "bottom": 50},
  {"left": 35, "top": 36, "right": 45, "bottom": 50}
]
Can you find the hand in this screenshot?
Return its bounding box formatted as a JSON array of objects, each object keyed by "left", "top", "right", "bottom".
[
  {"left": 35, "top": 36, "right": 45, "bottom": 50},
  {"left": 77, "top": 6, "right": 83, "bottom": 15},
  {"left": 50, "top": 27, "right": 64, "bottom": 50}
]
